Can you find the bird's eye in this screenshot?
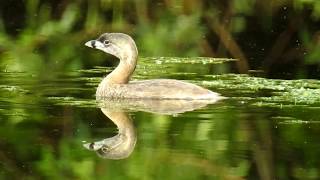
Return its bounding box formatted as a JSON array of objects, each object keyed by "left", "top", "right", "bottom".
[{"left": 103, "top": 40, "right": 110, "bottom": 45}]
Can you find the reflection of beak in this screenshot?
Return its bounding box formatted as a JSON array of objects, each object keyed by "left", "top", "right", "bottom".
[
  {"left": 84, "top": 40, "right": 104, "bottom": 49},
  {"left": 83, "top": 141, "right": 104, "bottom": 151},
  {"left": 83, "top": 135, "right": 123, "bottom": 151}
]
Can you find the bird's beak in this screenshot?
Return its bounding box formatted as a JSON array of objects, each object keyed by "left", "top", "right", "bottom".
[
  {"left": 85, "top": 39, "right": 121, "bottom": 59},
  {"left": 84, "top": 40, "right": 104, "bottom": 49}
]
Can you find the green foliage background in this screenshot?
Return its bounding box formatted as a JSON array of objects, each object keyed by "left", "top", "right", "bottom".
[
  {"left": 1, "top": 0, "right": 320, "bottom": 179},
  {"left": 1, "top": 0, "right": 320, "bottom": 76}
]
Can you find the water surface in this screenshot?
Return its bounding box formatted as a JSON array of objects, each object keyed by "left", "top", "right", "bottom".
[{"left": 1, "top": 58, "right": 320, "bottom": 179}]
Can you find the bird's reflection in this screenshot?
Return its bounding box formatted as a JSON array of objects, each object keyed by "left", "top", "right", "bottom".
[
  {"left": 83, "top": 109, "right": 136, "bottom": 159},
  {"left": 83, "top": 98, "right": 222, "bottom": 159}
]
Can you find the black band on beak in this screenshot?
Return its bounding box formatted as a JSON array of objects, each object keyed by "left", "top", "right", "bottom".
[
  {"left": 91, "top": 41, "right": 96, "bottom": 48},
  {"left": 89, "top": 142, "right": 95, "bottom": 149}
]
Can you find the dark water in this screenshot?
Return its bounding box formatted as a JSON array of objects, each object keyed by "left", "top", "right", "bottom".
[{"left": 1, "top": 58, "right": 320, "bottom": 179}]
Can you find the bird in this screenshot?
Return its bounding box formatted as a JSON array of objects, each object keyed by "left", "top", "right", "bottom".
[{"left": 85, "top": 33, "right": 224, "bottom": 101}]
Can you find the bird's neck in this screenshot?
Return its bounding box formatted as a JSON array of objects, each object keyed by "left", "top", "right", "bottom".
[
  {"left": 104, "top": 52, "right": 137, "bottom": 84},
  {"left": 101, "top": 109, "right": 135, "bottom": 135}
]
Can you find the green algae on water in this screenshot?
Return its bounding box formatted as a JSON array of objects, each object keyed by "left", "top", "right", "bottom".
[
  {"left": 48, "top": 97, "right": 98, "bottom": 108},
  {"left": 202, "top": 74, "right": 320, "bottom": 106},
  {"left": 140, "top": 57, "right": 236, "bottom": 65}
]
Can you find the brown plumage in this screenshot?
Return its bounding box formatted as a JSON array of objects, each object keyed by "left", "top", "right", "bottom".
[{"left": 85, "top": 33, "right": 224, "bottom": 101}]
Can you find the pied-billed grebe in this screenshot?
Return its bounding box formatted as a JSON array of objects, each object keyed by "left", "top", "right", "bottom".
[{"left": 85, "top": 33, "right": 224, "bottom": 100}]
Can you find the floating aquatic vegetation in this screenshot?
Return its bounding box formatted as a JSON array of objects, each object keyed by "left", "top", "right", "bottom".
[
  {"left": 77, "top": 77, "right": 102, "bottom": 86},
  {"left": 47, "top": 97, "right": 98, "bottom": 108},
  {"left": 202, "top": 74, "right": 320, "bottom": 106},
  {"left": 273, "top": 116, "right": 320, "bottom": 124},
  {"left": 77, "top": 66, "right": 113, "bottom": 74},
  {"left": 259, "top": 88, "right": 320, "bottom": 105},
  {"left": 0, "top": 85, "right": 29, "bottom": 94},
  {"left": 140, "top": 57, "right": 236, "bottom": 65}
]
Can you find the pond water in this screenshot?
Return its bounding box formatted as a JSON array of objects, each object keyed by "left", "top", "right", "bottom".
[{"left": 1, "top": 57, "right": 320, "bottom": 179}]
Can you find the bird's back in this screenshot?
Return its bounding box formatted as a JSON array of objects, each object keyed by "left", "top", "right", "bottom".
[{"left": 96, "top": 79, "right": 222, "bottom": 100}]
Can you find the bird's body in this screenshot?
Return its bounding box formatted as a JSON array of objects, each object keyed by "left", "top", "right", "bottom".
[
  {"left": 96, "top": 79, "right": 220, "bottom": 100},
  {"left": 85, "top": 33, "right": 224, "bottom": 101}
]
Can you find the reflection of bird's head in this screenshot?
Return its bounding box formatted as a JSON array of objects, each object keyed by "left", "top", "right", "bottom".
[
  {"left": 83, "top": 133, "right": 136, "bottom": 160},
  {"left": 85, "top": 33, "right": 138, "bottom": 61}
]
